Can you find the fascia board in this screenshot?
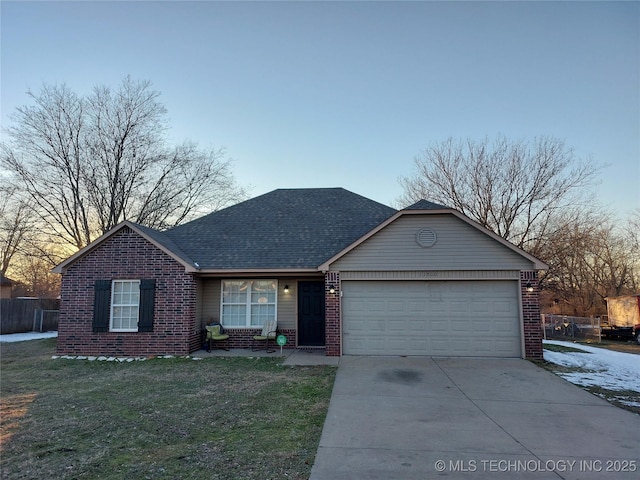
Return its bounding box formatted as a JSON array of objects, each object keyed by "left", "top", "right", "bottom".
[{"left": 196, "top": 268, "right": 320, "bottom": 276}]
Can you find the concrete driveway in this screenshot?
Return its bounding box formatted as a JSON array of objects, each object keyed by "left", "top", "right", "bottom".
[{"left": 310, "top": 357, "right": 640, "bottom": 480}]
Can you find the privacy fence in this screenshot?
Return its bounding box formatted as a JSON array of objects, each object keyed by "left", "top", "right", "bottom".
[
  {"left": 541, "top": 314, "right": 601, "bottom": 342},
  {"left": 0, "top": 298, "right": 60, "bottom": 334}
]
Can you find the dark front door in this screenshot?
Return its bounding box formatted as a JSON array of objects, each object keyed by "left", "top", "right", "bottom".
[{"left": 298, "top": 281, "right": 325, "bottom": 346}]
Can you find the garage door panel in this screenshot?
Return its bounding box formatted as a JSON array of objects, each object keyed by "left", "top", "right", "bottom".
[
  {"left": 494, "top": 339, "right": 519, "bottom": 356},
  {"left": 493, "top": 318, "right": 517, "bottom": 332},
  {"left": 408, "top": 301, "right": 426, "bottom": 312},
  {"left": 343, "top": 280, "right": 521, "bottom": 357},
  {"left": 387, "top": 319, "right": 407, "bottom": 331},
  {"left": 450, "top": 301, "right": 469, "bottom": 313},
  {"left": 429, "top": 338, "right": 451, "bottom": 355},
  {"left": 493, "top": 300, "right": 513, "bottom": 314},
  {"left": 407, "top": 318, "right": 427, "bottom": 331},
  {"left": 473, "top": 319, "right": 492, "bottom": 333},
  {"left": 474, "top": 339, "right": 493, "bottom": 354},
  {"left": 474, "top": 301, "right": 491, "bottom": 314},
  {"left": 430, "top": 319, "right": 449, "bottom": 333},
  {"left": 428, "top": 302, "right": 448, "bottom": 314}
]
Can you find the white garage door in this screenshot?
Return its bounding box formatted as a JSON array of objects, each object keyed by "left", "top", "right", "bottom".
[{"left": 342, "top": 280, "right": 521, "bottom": 357}]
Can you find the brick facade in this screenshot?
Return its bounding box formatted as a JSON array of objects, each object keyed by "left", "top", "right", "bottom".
[
  {"left": 57, "top": 227, "right": 197, "bottom": 357},
  {"left": 57, "top": 227, "right": 543, "bottom": 360},
  {"left": 521, "top": 271, "right": 543, "bottom": 360},
  {"left": 325, "top": 272, "right": 341, "bottom": 356},
  {"left": 202, "top": 328, "right": 297, "bottom": 351}
]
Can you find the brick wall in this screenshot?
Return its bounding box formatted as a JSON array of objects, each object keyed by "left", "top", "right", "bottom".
[
  {"left": 325, "top": 272, "right": 341, "bottom": 356},
  {"left": 57, "top": 227, "right": 197, "bottom": 357},
  {"left": 521, "top": 271, "right": 543, "bottom": 360},
  {"left": 201, "top": 328, "right": 297, "bottom": 351}
]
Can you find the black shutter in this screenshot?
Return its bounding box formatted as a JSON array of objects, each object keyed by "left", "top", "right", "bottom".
[
  {"left": 93, "top": 280, "right": 111, "bottom": 333},
  {"left": 138, "top": 279, "right": 156, "bottom": 332}
]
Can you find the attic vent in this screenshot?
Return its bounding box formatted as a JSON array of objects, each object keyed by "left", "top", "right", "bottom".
[{"left": 416, "top": 228, "right": 437, "bottom": 248}]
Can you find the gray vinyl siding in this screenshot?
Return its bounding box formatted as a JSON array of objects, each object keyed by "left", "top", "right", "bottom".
[
  {"left": 195, "top": 278, "right": 204, "bottom": 330},
  {"left": 331, "top": 214, "right": 534, "bottom": 271},
  {"left": 201, "top": 279, "right": 221, "bottom": 324},
  {"left": 199, "top": 278, "right": 296, "bottom": 330},
  {"left": 277, "top": 281, "right": 296, "bottom": 330}
]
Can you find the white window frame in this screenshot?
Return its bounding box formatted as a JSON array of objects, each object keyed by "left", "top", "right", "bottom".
[
  {"left": 110, "top": 280, "right": 140, "bottom": 332},
  {"left": 220, "top": 279, "right": 278, "bottom": 328}
]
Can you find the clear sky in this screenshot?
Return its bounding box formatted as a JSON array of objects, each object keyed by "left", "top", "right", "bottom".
[{"left": 2, "top": 1, "right": 638, "bottom": 217}]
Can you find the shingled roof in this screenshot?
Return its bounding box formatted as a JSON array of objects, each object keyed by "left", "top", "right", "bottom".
[
  {"left": 164, "top": 188, "right": 397, "bottom": 270},
  {"left": 403, "top": 199, "right": 450, "bottom": 210}
]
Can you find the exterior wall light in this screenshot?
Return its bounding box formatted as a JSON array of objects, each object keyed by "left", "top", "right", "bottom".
[
  {"left": 328, "top": 285, "right": 336, "bottom": 294},
  {"left": 283, "top": 285, "right": 289, "bottom": 293},
  {"left": 526, "top": 281, "right": 534, "bottom": 293}
]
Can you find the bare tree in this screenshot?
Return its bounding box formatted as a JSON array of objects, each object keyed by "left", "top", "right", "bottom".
[
  {"left": 537, "top": 208, "right": 637, "bottom": 316},
  {"left": 0, "top": 182, "right": 35, "bottom": 274},
  {"left": 623, "top": 209, "right": 640, "bottom": 292},
  {"left": 398, "top": 136, "right": 601, "bottom": 253},
  {"left": 2, "top": 84, "right": 91, "bottom": 249},
  {"left": 9, "top": 251, "right": 61, "bottom": 298},
  {"left": 2, "top": 76, "right": 246, "bottom": 251}
]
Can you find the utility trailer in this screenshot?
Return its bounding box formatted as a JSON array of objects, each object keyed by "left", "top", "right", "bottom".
[{"left": 603, "top": 295, "right": 640, "bottom": 344}]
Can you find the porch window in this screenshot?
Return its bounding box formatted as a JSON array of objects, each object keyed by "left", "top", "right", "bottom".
[
  {"left": 110, "top": 280, "right": 140, "bottom": 331},
  {"left": 221, "top": 280, "right": 277, "bottom": 327}
]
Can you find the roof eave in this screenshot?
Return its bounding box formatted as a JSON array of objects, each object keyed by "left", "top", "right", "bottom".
[{"left": 195, "top": 268, "right": 321, "bottom": 276}]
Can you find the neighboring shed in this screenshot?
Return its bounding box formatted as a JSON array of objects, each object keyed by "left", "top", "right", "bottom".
[{"left": 1, "top": 274, "right": 14, "bottom": 299}]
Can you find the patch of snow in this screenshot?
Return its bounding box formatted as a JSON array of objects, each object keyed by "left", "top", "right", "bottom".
[
  {"left": 543, "top": 340, "right": 640, "bottom": 393},
  {"left": 0, "top": 331, "right": 58, "bottom": 342}
]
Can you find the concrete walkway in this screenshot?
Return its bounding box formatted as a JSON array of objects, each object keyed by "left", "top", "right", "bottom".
[
  {"left": 192, "top": 347, "right": 341, "bottom": 366},
  {"left": 310, "top": 356, "right": 640, "bottom": 480}
]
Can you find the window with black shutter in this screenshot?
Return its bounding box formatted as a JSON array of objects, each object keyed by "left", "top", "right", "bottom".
[
  {"left": 138, "top": 279, "right": 156, "bottom": 332},
  {"left": 92, "top": 279, "right": 156, "bottom": 333},
  {"left": 93, "top": 280, "right": 112, "bottom": 332}
]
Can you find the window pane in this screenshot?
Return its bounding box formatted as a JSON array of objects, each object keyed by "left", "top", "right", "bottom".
[
  {"left": 223, "top": 280, "right": 248, "bottom": 304},
  {"left": 250, "top": 304, "right": 275, "bottom": 327},
  {"left": 111, "top": 280, "right": 140, "bottom": 331},
  {"left": 222, "top": 305, "right": 246, "bottom": 326}
]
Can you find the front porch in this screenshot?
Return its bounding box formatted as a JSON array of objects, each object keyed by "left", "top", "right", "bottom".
[{"left": 194, "top": 274, "right": 341, "bottom": 356}]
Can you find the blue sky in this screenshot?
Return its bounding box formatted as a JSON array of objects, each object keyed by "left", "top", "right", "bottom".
[{"left": 1, "top": 1, "right": 638, "bottom": 216}]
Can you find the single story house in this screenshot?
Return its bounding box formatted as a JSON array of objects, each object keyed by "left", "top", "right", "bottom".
[{"left": 53, "top": 188, "right": 547, "bottom": 359}]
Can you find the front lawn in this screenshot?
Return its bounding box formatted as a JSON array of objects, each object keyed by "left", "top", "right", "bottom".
[{"left": 0, "top": 339, "right": 337, "bottom": 480}]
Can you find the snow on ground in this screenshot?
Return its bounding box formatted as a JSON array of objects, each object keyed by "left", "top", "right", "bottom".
[
  {"left": 543, "top": 340, "right": 640, "bottom": 394},
  {"left": 0, "top": 331, "right": 58, "bottom": 343}
]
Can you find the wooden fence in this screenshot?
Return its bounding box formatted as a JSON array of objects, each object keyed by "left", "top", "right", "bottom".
[{"left": 0, "top": 298, "right": 60, "bottom": 334}]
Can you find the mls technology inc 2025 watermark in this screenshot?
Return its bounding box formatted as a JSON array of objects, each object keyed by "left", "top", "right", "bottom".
[{"left": 434, "top": 459, "right": 637, "bottom": 474}]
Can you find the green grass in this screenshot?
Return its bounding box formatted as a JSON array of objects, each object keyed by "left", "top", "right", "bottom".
[
  {"left": 543, "top": 343, "right": 590, "bottom": 353},
  {"left": 0, "top": 339, "right": 337, "bottom": 480}
]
